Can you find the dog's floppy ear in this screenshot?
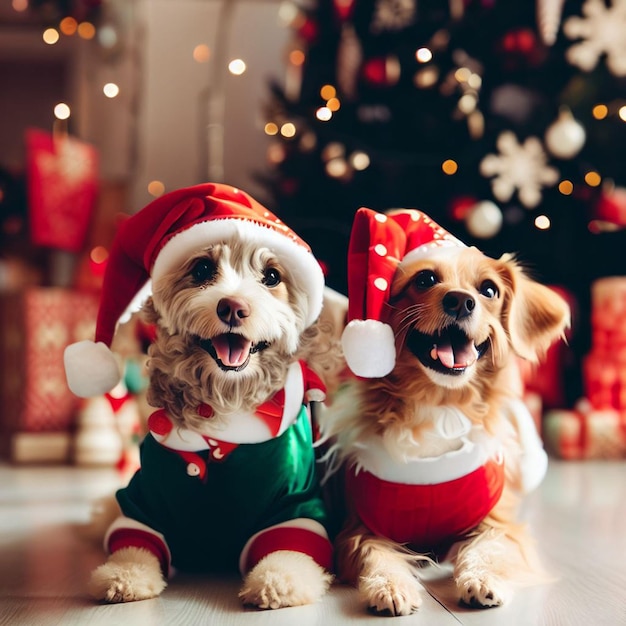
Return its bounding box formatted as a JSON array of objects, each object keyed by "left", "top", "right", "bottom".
[{"left": 497, "top": 254, "right": 571, "bottom": 363}]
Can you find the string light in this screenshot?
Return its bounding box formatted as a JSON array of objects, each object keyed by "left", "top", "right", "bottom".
[
  {"left": 12, "top": 0, "right": 28, "bottom": 12},
  {"left": 454, "top": 67, "right": 471, "bottom": 83},
  {"left": 327, "top": 97, "right": 341, "bottom": 112},
  {"left": 228, "top": 59, "right": 246, "bottom": 75},
  {"left": 77, "top": 22, "right": 96, "bottom": 40},
  {"left": 326, "top": 158, "right": 348, "bottom": 178},
  {"left": 585, "top": 171, "right": 602, "bottom": 187},
  {"left": 148, "top": 180, "right": 165, "bottom": 197},
  {"left": 89, "top": 246, "right": 109, "bottom": 277},
  {"left": 299, "top": 131, "right": 317, "bottom": 152},
  {"left": 54, "top": 102, "right": 70, "bottom": 120},
  {"left": 280, "top": 122, "right": 296, "bottom": 138},
  {"left": 322, "top": 143, "right": 344, "bottom": 161},
  {"left": 267, "top": 143, "right": 286, "bottom": 164},
  {"left": 414, "top": 67, "right": 439, "bottom": 88},
  {"left": 442, "top": 159, "right": 458, "bottom": 175},
  {"left": 43, "top": 28, "right": 60, "bottom": 45},
  {"left": 535, "top": 215, "right": 551, "bottom": 230},
  {"left": 316, "top": 107, "right": 332, "bottom": 122},
  {"left": 98, "top": 24, "right": 118, "bottom": 48},
  {"left": 103, "top": 83, "right": 120, "bottom": 98},
  {"left": 592, "top": 104, "right": 608, "bottom": 120},
  {"left": 415, "top": 47, "right": 433, "bottom": 63},
  {"left": 264, "top": 122, "right": 279, "bottom": 136},
  {"left": 558, "top": 180, "right": 574, "bottom": 195},
  {"left": 619, "top": 106, "right": 626, "bottom": 122},
  {"left": 320, "top": 85, "right": 336, "bottom": 100},
  {"left": 59, "top": 16, "right": 77, "bottom": 36},
  {"left": 458, "top": 93, "right": 477, "bottom": 114},
  {"left": 350, "top": 151, "right": 370, "bottom": 171},
  {"left": 289, "top": 49, "right": 305, "bottom": 66},
  {"left": 193, "top": 44, "right": 211, "bottom": 63}
]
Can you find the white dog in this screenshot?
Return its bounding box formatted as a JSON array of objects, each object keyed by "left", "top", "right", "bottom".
[{"left": 65, "top": 184, "right": 345, "bottom": 608}]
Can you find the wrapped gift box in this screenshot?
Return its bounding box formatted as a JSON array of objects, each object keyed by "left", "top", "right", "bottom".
[
  {"left": 0, "top": 287, "right": 99, "bottom": 462},
  {"left": 549, "top": 277, "right": 626, "bottom": 459}
]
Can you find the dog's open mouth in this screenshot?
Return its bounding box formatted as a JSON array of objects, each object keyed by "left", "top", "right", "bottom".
[
  {"left": 199, "top": 334, "right": 269, "bottom": 372},
  {"left": 406, "top": 325, "right": 489, "bottom": 376}
]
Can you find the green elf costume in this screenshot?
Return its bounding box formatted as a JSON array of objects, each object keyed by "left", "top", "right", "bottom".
[{"left": 64, "top": 183, "right": 333, "bottom": 577}]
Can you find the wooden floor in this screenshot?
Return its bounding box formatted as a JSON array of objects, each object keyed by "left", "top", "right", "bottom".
[{"left": 1, "top": 459, "right": 625, "bottom": 625}]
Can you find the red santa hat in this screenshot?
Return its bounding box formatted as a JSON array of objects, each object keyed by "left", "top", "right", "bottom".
[
  {"left": 342, "top": 207, "right": 465, "bottom": 378},
  {"left": 64, "top": 183, "right": 325, "bottom": 397}
]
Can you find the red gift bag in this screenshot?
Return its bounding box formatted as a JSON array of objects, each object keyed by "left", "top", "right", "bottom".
[{"left": 25, "top": 128, "right": 99, "bottom": 253}]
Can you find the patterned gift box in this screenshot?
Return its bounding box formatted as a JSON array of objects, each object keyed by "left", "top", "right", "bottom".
[
  {"left": 544, "top": 405, "right": 626, "bottom": 460},
  {"left": 0, "top": 287, "right": 99, "bottom": 462},
  {"left": 548, "top": 277, "right": 626, "bottom": 459}
]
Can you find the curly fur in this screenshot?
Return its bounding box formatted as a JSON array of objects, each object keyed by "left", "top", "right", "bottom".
[
  {"left": 88, "top": 235, "right": 346, "bottom": 607},
  {"left": 318, "top": 246, "right": 570, "bottom": 616},
  {"left": 143, "top": 238, "right": 344, "bottom": 433}
]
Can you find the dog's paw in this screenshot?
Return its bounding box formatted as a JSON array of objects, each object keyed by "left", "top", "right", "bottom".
[
  {"left": 360, "top": 572, "right": 423, "bottom": 616},
  {"left": 456, "top": 572, "right": 509, "bottom": 608},
  {"left": 239, "top": 550, "right": 332, "bottom": 610},
  {"left": 88, "top": 547, "right": 166, "bottom": 603}
]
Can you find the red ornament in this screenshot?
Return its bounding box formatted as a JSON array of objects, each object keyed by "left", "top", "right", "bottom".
[
  {"left": 297, "top": 17, "right": 319, "bottom": 43},
  {"left": 594, "top": 187, "right": 626, "bottom": 226},
  {"left": 497, "top": 28, "right": 547, "bottom": 69},
  {"left": 448, "top": 195, "right": 478, "bottom": 221},
  {"left": 332, "top": 0, "right": 356, "bottom": 22},
  {"left": 361, "top": 56, "right": 400, "bottom": 87}
]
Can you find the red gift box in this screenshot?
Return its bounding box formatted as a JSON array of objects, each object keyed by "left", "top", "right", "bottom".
[
  {"left": 548, "top": 277, "right": 626, "bottom": 459},
  {"left": 0, "top": 288, "right": 99, "bottom": 462}
]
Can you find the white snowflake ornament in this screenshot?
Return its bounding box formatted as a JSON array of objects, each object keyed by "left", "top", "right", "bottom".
[
  {"left": 370, "top": 0, "right": 416, "bottom": 33},
  {"left": 563, "top": 0, "right": 626, "bottom": 76},
  {"left": 479, "top": 131, "right": 559, "bottom": 209}
]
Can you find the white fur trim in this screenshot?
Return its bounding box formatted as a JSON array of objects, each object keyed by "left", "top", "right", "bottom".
[
  {"left": 353, "top": 427, "right": 501, "bottom": 484},
  {"left": 239, "top": 518, "right": 329, "bottom": 575},
  {"left": 151, "top": 219, "right": 324, "bottom": 327},
  {"left": 341, "top": 319, "right": 396, "bottom": 378},
  {"left": 505, "top": 398, "right": 548, "bottom": 493},
  {"left": 64, "top": 340, "right": 122, "bottom": 398},
  {"left": 401, "top": 240, "right": 466, "bottom": 265}
]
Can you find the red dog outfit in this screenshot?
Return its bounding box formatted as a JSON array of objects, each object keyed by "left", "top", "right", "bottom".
[{"left": 344, "top": 409, "right": 505, "bottom": 556}]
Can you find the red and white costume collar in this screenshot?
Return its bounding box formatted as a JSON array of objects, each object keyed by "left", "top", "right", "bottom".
[
  {"left": 352, "top": 406, "right": 502, "bottom": 486},
  {"left": 146, "top": 360, "right": 325, "bottom": 477}
]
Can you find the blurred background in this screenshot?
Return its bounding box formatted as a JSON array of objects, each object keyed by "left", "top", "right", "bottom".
[{"left": 1, "top": 0, "right": 626, "bottom": 468}]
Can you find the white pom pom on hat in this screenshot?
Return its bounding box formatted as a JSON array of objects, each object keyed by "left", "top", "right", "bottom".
[
  {"left": 64, "top": 183, "right": 325, "bottom": 398},
  {"left": 64, "top": 340, "right": 122, "bottom": 398},
  {"left": 341, "top": 207, "right": 465, "bottom": 378}
]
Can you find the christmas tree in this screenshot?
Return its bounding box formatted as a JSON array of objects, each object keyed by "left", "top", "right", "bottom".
[{"left": 260, "top": 0, "right": 626, "bottom": 406}]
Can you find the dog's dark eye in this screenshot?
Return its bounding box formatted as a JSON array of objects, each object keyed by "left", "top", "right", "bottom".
[
  {"left": 190, "top": 258, "right": 217, "bottom": 284},
  {"left": 414, "top": 270, "right": 439, "bottom": 290},
  {"left": 262, "top": 267, "right": 281, "bottom": 287},
  {"left": 479, "top": 280, "right": 499, "bottom": 298}
]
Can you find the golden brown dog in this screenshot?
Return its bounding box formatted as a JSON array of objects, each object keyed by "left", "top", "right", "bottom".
[{"left": 317, "top": 207, "right": 570, "bottom": 616}]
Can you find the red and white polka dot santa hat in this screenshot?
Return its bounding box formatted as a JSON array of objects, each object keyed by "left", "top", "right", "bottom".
[
  {"left": 64, "top": 182, "right": 325, "bottom": 398},
  {"left": 342, "top": 207, "right": 465, "bottom": 378}
]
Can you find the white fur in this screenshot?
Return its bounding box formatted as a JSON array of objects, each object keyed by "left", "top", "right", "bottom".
[
  {"left": 64, "top": 340, "right": 122, "bottom": 398},
  {"left": 88, "top": 547, "right": 166, "bottom": 603},
  {"left": 84, "top": 239, "right": 340, "bottom": 609},
  {"left": 152, "top": 219, "right": 324, "bottom": 327},
  {"left": 239, "top": 551, "right": 333, "bottom": 609},
  {"left": 341, "top": 319, "right": 396, "bottom": 378}
]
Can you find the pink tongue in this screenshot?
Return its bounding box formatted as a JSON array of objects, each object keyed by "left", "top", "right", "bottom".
[
  {"left": 438, "top": 344, "right": 455, "bottom": 369},
  {"left": 431, "top": 341, "right": 478, "bottom": 369},
  {"left": 211, "top": 334, "right": 252, "bottom": 367}
]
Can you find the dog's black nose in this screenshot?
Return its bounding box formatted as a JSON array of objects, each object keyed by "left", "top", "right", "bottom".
[
  {"left": 443, "top": 291, "right": 475, "bottom": 320},
  {"left": 217, "top": 297, "right": 250, "bottom": 326}
]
